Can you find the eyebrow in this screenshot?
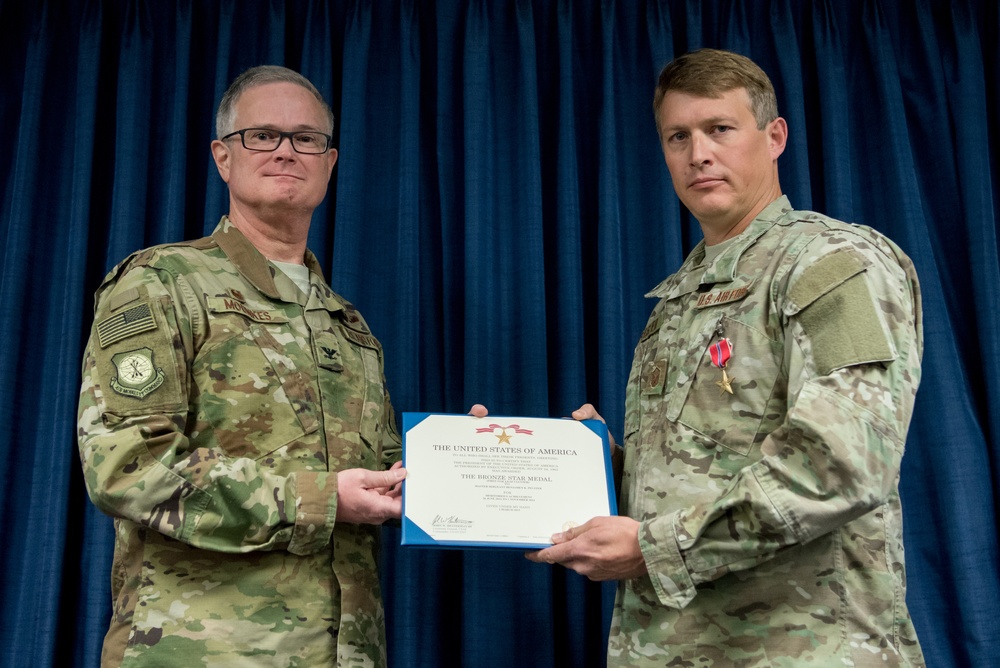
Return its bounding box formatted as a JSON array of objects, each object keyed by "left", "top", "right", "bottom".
[
  {"left": 662, "top": 115, "right": 741, "bottom": 133},
  {"left": 247, "top": 123, "right": 326, "bottom": 132}
]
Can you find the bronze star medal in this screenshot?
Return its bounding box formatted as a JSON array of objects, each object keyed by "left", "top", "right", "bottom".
[{"left": 709, "top": 338, "right": 735, "bottom": 396}]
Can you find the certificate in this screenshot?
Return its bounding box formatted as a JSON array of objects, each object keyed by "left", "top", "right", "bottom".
[{"left": 401, "top": 413, "right": 618, "bottom": 549}]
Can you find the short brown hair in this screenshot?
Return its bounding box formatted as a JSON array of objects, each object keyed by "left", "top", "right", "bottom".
[{"left": 653, "top": 49, "right": 778, "bottom": 130}]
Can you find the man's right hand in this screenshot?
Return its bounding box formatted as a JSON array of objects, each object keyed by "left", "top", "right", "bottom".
[
  {"left": 335, "top": 465, "right": 406, "bottom": 525},
  {"left": 525, "top": 515, "right": 646, "bottom": 581}
]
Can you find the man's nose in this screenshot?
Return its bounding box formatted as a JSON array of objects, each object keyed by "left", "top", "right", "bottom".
[
  {"left": 272, "top": 135, "right": 297, "bottom": 158},
  {"left": 689, "top": 133, "right": 712, "bottom": 166}
]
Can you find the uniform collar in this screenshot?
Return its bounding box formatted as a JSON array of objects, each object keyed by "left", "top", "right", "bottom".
[
  {"left": 646, "top": 195, "right": 794, "bottom": 300},
  {"left": 211, "top": 216, "right": 345, "bottom": 313}
]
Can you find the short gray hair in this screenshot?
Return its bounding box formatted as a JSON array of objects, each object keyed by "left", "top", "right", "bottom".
[{"left": 215, "top": 65, "right": 335, "bottom": 139}]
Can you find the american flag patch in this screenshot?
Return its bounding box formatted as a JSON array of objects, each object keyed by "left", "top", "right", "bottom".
[{"left": 97, "top": 303, "right": 157, "bottom": 348}]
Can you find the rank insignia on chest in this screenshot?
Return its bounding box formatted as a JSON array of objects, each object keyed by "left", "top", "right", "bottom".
[
  {"left": 319, "top": 345, "right": 344, "bottom": 372},
  {"left": 708, "top": 338, "right": 736, "bottom": 396},
  {"left": 643, "top": 359, "right": 667, "bottom": 396}
]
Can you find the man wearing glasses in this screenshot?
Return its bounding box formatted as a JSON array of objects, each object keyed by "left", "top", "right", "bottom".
[{"left": 78, "top": 66, "right": 403, "bottom": 667}]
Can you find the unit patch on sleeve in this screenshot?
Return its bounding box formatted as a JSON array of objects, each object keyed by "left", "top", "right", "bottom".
[
  {"left": 97, "top": 302, "right": 157, "bottom": 348},
  {"left": 110, "top": 347, "right": 165, "bottom": 399}
]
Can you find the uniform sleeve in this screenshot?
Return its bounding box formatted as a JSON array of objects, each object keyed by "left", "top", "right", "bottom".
[
  {"left": 637, "top": 241, "right": 922, "bottom": 609},
  {"left": 77, "top": 263, "right": 337, "bottom": 556},
  {"left": 380, "top": 390, "right": 402, "bottom": 468}
]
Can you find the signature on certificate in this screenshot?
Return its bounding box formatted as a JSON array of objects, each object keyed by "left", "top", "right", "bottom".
[{"left": 432, "top": 514, "right": 473, "bottom": 526}]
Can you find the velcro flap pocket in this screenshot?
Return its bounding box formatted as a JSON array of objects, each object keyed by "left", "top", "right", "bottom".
[
  {"left": 786, "top": 249, "right": 896, "bottom": 375},
  {"left": 94, "top": 297, "right": 185, "bottom": 415},
  {"left": 785, "top": 249, "right": 866, "bottom": 313}
]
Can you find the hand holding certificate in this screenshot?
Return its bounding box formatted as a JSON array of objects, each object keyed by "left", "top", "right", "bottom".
[{"left": 401, "top": 413, "right": 618, "bottom": 549}]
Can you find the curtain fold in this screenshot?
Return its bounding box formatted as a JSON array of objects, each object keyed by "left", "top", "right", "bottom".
[{"left": 1, "top": 1, "right": 997, "bottom": 666}]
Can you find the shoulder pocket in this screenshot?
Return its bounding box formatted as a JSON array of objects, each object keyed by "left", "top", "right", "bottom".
[
  {"left": 786, "top": 250, "right": 896, "bottom": 375},
  {"left": 93, "top": 297, "right": 185, "bottom": 416}
]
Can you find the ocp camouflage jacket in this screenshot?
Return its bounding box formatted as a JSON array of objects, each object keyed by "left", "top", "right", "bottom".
[
  {"left": 78, "top": 217, "right": 400, "bottom": 667},
  {"left": 611, "top": 197, "right": 925, "bottom": 667}
]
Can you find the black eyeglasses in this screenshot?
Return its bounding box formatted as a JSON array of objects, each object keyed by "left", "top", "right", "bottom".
[{"left": 222, "top": 128, "right": 333, "bottom": 154}]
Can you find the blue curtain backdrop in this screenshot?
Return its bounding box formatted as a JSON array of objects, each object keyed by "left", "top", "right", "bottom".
[{"left": 1, "top": 0, "right": 997, "bottom": 666}]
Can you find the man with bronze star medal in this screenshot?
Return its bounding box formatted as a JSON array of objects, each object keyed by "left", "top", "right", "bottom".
[{"left": 526, "top": 48, "right": 926, "bottom": 666}]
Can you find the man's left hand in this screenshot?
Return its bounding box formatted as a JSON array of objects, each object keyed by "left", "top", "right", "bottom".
[{"left": 525, "top": 516, "right": 647, "bottom": 581}]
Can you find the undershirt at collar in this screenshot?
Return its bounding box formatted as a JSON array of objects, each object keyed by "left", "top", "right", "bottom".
[
  {"left": 703, "top": 235, "right": 740, "bottom": 265},
  {"left": 271, "top": 259, "right": 311, "bottom": 294}
]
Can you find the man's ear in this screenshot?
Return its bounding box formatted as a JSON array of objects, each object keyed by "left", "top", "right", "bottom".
[
  {"left": 326, "top": 148, "right": 338, "bottom": 179},
  {"left": 211, "top": 139, "right": 231, "bottom": 183},
  {"left": 767, "top": 117, "right": 788, "bottom": 161}
]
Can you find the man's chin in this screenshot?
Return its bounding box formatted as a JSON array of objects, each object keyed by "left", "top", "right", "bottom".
[
  {"left": 683, "top": 197, "right": 731, "bottom": 222},
  {"left": 259, "top": 185, "right": 316, "bottom": 207}
]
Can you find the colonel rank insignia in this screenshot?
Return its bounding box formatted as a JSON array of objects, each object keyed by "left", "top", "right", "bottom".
[{"left": 110, "top": 347, "right": 165, "bottom": 399}]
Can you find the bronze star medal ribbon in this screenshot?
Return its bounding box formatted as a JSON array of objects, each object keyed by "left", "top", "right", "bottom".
[{"left": 709, "top": 337, "right": 735, "bottom": 396}]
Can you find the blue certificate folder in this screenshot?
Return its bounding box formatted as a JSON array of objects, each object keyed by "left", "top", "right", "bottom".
[{"left": 401, "top": 412, "right": 618, "bottom": 549}]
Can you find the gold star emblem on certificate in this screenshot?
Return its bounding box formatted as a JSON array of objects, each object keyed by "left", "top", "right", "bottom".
[{"left": 474, "top": 423, "right": 535, "bottom": 444}]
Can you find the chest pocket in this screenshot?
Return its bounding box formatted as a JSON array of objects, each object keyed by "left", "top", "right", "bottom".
[
  {"left": 673, "top": 315, "right": 783, "bottom": 457},
  {"left": 192, "top": 306, "right": 319, "bottom": 460},
  {"left": 314, "top": 324, "right": 386, "bottom": 466},
  {"left": 623, "top": 307, "right": 669, "bottom": 450}
]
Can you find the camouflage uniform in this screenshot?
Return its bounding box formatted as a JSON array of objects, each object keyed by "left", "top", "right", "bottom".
[
  {"left": 612, "top": 196, "right": 925, "bottom": 666},
  {"left": 77, "top": 217, "right": 400, "bottom": 667}
]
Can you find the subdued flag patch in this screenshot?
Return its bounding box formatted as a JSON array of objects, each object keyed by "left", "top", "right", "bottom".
[{"left": 97, "top": 302, "right": 157, "bottom": 348}]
